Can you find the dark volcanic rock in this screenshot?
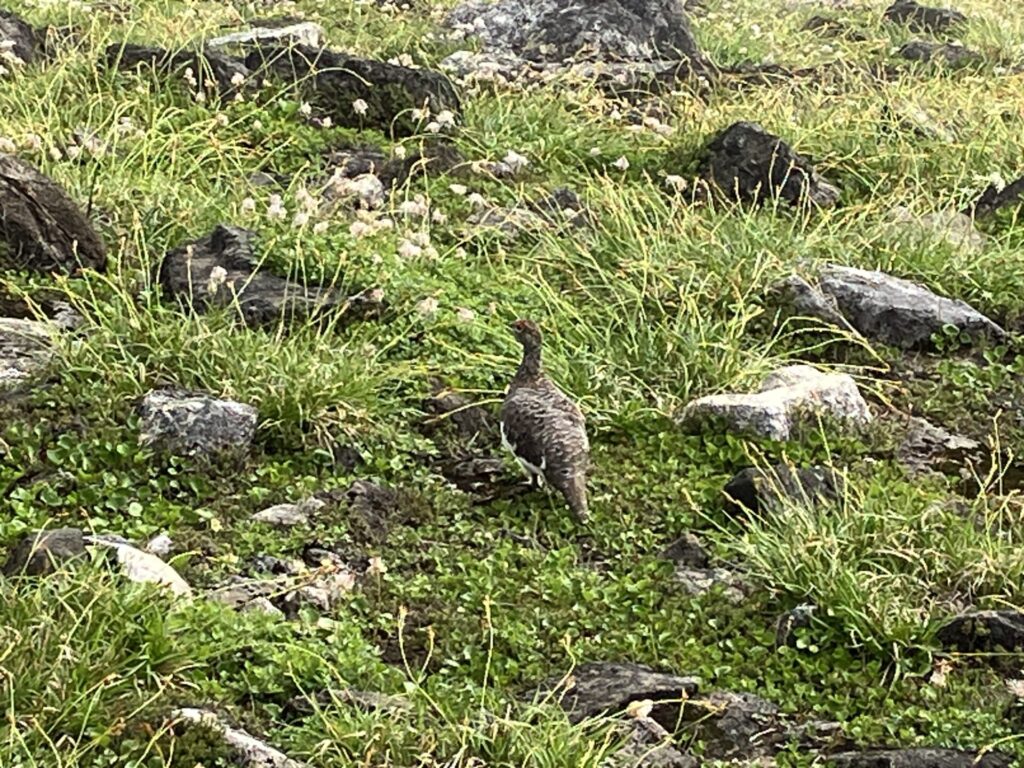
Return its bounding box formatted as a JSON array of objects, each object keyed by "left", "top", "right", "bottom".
[
  {"left": 139, "top": 388, "right": 257, "bottom": 456},
  {"left": 936, "top": 610, "right": 1024, "bottom": 653},
  {"left": 2, "top": 528, "right": 87, "bottom": 576},
  {"left": 659, "top": 533, "right": 710, "bottom": 569},
  {"left": 681, "top": 691, "right": 784, "bottom": 759},
  {"left": 0, "top": 153, "right": 107, "bottom": 274},
  {"left": 773, "top": 265, "right": 1004, "bottom": 350},
  {"left": 534, "top": 662, "right": 700, "bottom": 730},
  {"left": 723, "top": 464, "right": 843, "bottom": 516},
  {"left": 829, "top": 748, "right": 1012, "bottom": 768},
  {"left": 245, "top": 44, "right": 460, "bottom": 137},
  {"left": 696, "top": 121, "right": 840, "bottom": 208},
  {"left": 103, "top": 43, "right": 251, "bottom": 97},
  {"left": 444, "top": 0, "right": 701, "bottom": 63},
  {"left": 344, "top": 480, "right": 399, "bottom": 544},
  {"left": 605, "top": 718, "right": 698, "bottom": 768},
  {"left": 898, "top": 40, "right": 982, "bottom": 67},
  {"left": 963, "top": 173, "right": 1024, "bottom": 219},
  {"left": 883, "top": 0, "right": 966, "bottom": 33},
  {"left": 897, "top": 416, "right": 981, "bottom": 477},
  {"left": 0, "top": 9, "right": 39, "bottom": 64},
  {"left": 157, "top": 224, "right": 384, "bottom": 328}
]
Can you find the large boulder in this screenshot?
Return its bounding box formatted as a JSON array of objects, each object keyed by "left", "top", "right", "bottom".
[
  {"left": 0, "top": 153, "right": 107, "bottom": 274},
  {"left": 532, "top": 662, "right": 701, "bottom": 731},
  {"left": 138, "top": 388, "right": 258, "bottom": 456},
  {"left": 444, "top": 0, "right": 701, "bottom": 63},
  {"left": 245, "top": 44, "right": 461, "bottom": 137},
  {"left": 883, "top": 1, "right": 967, "bottom": 33},
  {"left": 157, "top": 224, "right": 384, "bottom": 328},
  {"left": 828, "top": 748, "right": 1012, "bottom": 768},
  {"left": 696, "top": 122, "right": 840, "bottom": 209},
  {"left": 772, "top": 265, "right": 1004, "bottom": 350},
  {"left": 679, "top": 365, "right": 872, "bottom": 442},
  {"left": 2, "top": 528, "right": 87, "bottom": 576}
]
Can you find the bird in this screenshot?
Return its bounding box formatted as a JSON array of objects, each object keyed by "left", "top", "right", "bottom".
[{"left": 500, "top": 318, "right": 590, "bottom": 523}]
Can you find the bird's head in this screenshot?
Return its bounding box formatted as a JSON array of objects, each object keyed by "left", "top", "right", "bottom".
[{"left": 509, "top": 318, "right": 542, "bottom": 349}]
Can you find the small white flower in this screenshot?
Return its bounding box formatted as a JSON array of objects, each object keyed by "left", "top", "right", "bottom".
[
  {"left": 298, "top": 101, "right": 312, "bottom": 117},
  {"left": 456, "top": 307, "right": 476, "bottom": 323},
  {"left": 366, "top": 556, "right": 387, "bottom": 576},
  {"left": 266, "top": 194, "right": 287, "bottom": 220},
  {"left": 240, "top": 197, "right": 257, "bottom": 215},
  {"left": 467, "top": 192, "right": 488, "bottom": 209},
  {"left": 48, "top": 146, "right": 63, "bottom": 161},
  {"left": 0, "top": 136, "right": 17, "bottom": 153},
  {"left": 431, "top": 209, "right": 448, "bottom": 225},
  {"left": 65, "top": 145, "right": 82, "bottom": 160},
  {"left": 253, "top": 119, "right": 263, "bottom": 130},
  {"left": 398, "top": 239, "right": 423, "bottom": 259},
  {"left": 985, "top": 171, "right": 1007, "bottom": 191},
  {"left": 214, "top": 113, "right": 229, "bottom": 127},
  {"left": 296, "top": 188, "right": 318, "bottom": 212},
  {"left": 392, "top": 144, "right": 407, "bottom": 160},
  {"left": 292, "top": 211, "right": 311, "bottom": 228},
  {"left": 23, "top": 133, "right": 42, "bottom": 152},
  {"left": 230, "top": 71, "right": 245, "bottom": 86},
  {"left": 426, "top": 121, "right": 442, "bottom": 133},
  {"left": 313, "top": 221, "right": 330, "bottom": 235},
  {"left": 589, "top": 147, "right": 602, "bottom": 157},
  {"left": 399, "top": 196, "right": 429, "bottom": 219},
  {"left": 352, "top": 98, "right": 369, "bottom": 116},
  {"left": 194, "top": 91, "right": 206, "bottom": 104},
  {"left": 183, "top": 67, "right": 197, "bottom": 88},
  {"left": 612, "top": 156, "right": 630, "bottom": 171},
  {"left": 321, "top": 116, "right": 333, "bottom": 128},
  {"left": 435, "top": 109, "right": 456, "bottom": 127},
  {"left": 411, "top": 107, "right": 430, "bottom": 122},
  {"left": 416, "top": 296, "right": 439, "bottom": 316},
  {"left": 449, "top": 183, "right": 468, "bottom": 196},
  {"left": 207, "top": 265, "right": 228, "bottom": 294},
  {"left": 349, "top": 221, "right": 373, "bottom": 239}
]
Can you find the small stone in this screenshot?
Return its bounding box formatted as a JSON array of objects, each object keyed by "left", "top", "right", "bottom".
[
  {"left": 2, "top": 528, "right": 87, "bottom": 576},
  {"left": 139, "top": 388, "right": 257, "bottom": 456},
  {"left": 678, "top": 364, "right": 871, "bottom": 442},
  {"left": 889, "top": 207, "right": 986, "bottom": 251},
  {"left": 898, "top": 40, "right": 981, "bottom": 67},
  {"left": 884, "top": 0, "right": 967, "bottom": 33},
  {"left": 679, "top": 691, "right": 784, "bottom": 759},
  {"left": 673, "top": 566, "right": 749, "bottom": 604},
  {"left": 86, "top": 535, "right": 192, "bottom": 598},
  {"left": 146, "top": 533, "right": 174, "bottom": 557},
  {"left": 774, "top": 604, "right": 816, "bottom": 648},
  {"left": 251, "top": 498, "right": 324, "bottom": 527},
  {"left": 659, "top": 533, "right": 709, "bottom": 568},
  {"left": 897, "top": 417, "right": 981, "bottom": 477},
  {"left": 936, "top": 610, "right": 1024, "bottom": 654},
  {"left": 0, "top": 317, "right": 52, "bottom": 388}
]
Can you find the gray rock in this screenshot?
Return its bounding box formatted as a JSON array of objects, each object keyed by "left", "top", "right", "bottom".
[
  {"left": 898, "top": 40, "right": 981, "bottom": 67},
  {"left": 963, "top": 173, "right": 1024, "bottom": 219},
  {"left": 722, "top": 464, "right": 844, "bottom": 516},
  {"left": 251, "top": 498, "right": 325, "bottom": 527},
  {"left": 344, "top": 480, "right": 399, "bottom": 544},
  {"left": 244, "top": 44, "right": 460, "bottom": 138},
  {"left": 680, "top": 691, "right": 784, "bottom": 759},
  {"left": 0, "top": 317, "right": 52, "bottom": 388},
  {"left": 603, "top": 717, "right": 697, "bottom": 768},
  {"left": 0, "top": 153, "right": 108, "bottom": 274},
  {"left": 897, "top": 417, "right": 980, "bottom": 476},
  {"left": 86, "top": 535, "right": 192, "bottom": 597},
  {"left": 659, "top": 533, "right": 710, "bottom": 568},
  {"left": 533, "top": 662, "right": 701, "bottom": 731},
  {"left": 884, "top": 0, "right": 967, "bottom": 33},
  {"left": 157, "top": 224, "right": 385, "bottom": 328},
  {"left": 696, "top": 121, "right": 840, "bottom": 209},
  {"left": 172, "top": 708, "right": 309, "bottom": 768},
  {"left": 936, "top": 610, "right": 1024, "bottom": 653},
  {"left": 829, "top": 748, "right": 1012, "bottom": 768},
  {"left": 769, "top": 274, "right": 855, "bottom": 332},
  {"left": 673, "top": 566, "right": 749, "bottom": 603},
  {"left": 444, "top": 0, "right": 701, "bottom": 63},
  {"left": 2, "top": 528, "right": 87, "bottom": 576},
  {"left": 0, "top": 9, "right": 39, "bottom": 64},
  {"left": 206, "top": 21, "right": 325, "bottom": 51},
  {"left": 139, "top": 388, "right": 257, "bottom": 456},
  {"left": 815, "top": 264, "right": 1003, "bottom": 349},
  {"left": 678, "top": 364, "right": 872, "bottom": 441}
]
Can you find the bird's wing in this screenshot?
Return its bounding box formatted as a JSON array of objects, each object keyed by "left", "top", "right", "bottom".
[
  {"left": 502, "top": 383, "right": 589, "bottom": 474},
  {"left": 500, "top": 388, "right": 549, "bottom": 471}
]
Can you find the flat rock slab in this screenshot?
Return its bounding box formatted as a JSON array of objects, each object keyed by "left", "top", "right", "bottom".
[
  {"left": 139, "top": 388, "right": 257, "bottom": 456},
  {"left": 206, "top": 21, "right": 325, "bottom": 51},
  {"left": 898, "top": 40, "right": 982, "bottom": 67},
  {"left": 696, "top": 121, "right": 840, "bottom": 209},
  {"left": 445, "top": 0, "right": 701, "bottom": 63},
  {"left": 172, "top": 708, "right": 309, "bottom": 768},
  {"left": 773, "top": 264, "right": 1004, "bottom": 350},
  {"left": 245, "top": 44, "right": 460, "bottom": 138},
  {"left": 157, "top": 224, "right": 384, "bottom": 328},
  {"left": 723, "top": 464, "right": 843, "bottom": 516},
  {"left": 0, "top": 317, "right": 52, "bottom": 387},
  {"left": 679, "top": 364, "right": 871, "bottom": 442},
  {"left": 884, "top": 0, "right": 966, "bottom": 33},
  {"left": 897, "top": 416, "right": 980, "bottom": 476},
  {"left": 829, "top": 748, "right": 1012, "bottom": 768},
  {"left": 103, "top": 43, "right": 251, "bottom": 97},
  {"left": 2, "top": 528, "right": 87, "bottom": 576},
  {"left": 0, "top": 153, "right": 107, "bottom": 274},
  {"left": 533, "top": 662, "right": 700, "bottom": 731},
  {"left": 86, "top": 535, "right": 192, "bottom": 597},
  {"left": 936, "top": 610, "right": 1024, "bottom": 653}
]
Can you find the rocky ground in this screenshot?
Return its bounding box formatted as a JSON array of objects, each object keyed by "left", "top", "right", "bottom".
[{"left": 2, "top": 0, "right": 1024, "bottom": 765}]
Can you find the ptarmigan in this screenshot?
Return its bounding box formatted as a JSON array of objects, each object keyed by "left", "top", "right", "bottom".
[{"left": 500, "top": 318, "right": 590, "bottom": 522}]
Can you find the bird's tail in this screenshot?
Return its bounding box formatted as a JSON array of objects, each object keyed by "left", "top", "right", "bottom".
[{"left": 564, "top": 474, "right": 589, "bottom": 523}]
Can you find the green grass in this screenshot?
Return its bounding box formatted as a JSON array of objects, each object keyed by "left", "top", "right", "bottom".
[{"left": 2, "top": 0, "right": 1024, "bottom": 764}]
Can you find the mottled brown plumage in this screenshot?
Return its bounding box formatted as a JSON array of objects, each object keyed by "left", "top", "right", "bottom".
[{"left": 500, "top": 319, "right": 590, "bottom": 522}]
